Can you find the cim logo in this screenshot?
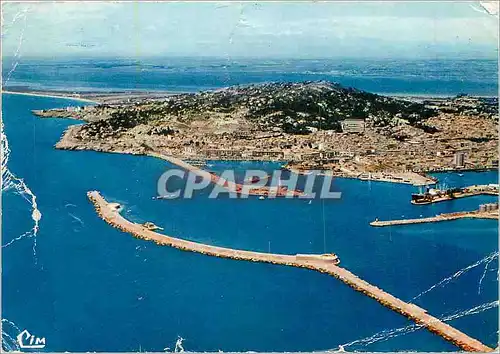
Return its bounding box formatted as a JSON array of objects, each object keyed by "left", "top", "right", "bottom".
[{"left": 17, "top": 329, "right": 46, "bottom": 349}]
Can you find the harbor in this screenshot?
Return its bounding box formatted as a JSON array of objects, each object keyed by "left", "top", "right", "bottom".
[
  {"left": 149, "top": 152, "right": 304, "bottom": 197},
  {"left": 3, "top": 5, "right": 499, "bottom": 349},
  {"left": 88, "top": 190, "right": 494, "bottom": 353},
  {"left": 371, "top": 204, "right": 499, "bottom": 227},
  {"left": 283, "top": 165, "right": 437, "bottom": 186},
  {"left": 411, "top": 184, "right": 499, "bottom": 205}
]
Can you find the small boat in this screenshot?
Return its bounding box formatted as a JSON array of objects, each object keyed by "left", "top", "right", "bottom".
[
  {"left": 154, "top": 193, "right": 178, "bottom": 200},
  {"left": 458, "top": 173, "right": 464, "bottom": 177},
  {"left": 259, "top": 196, "right": 265, "bottom": 200}
]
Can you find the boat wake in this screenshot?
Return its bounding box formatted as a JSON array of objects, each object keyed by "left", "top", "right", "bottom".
[
  {"left": 1, "top": 121, "right": 42, "bottom": 261},
  {"left": 410, "top": 251, "right": 499, "bottom": 302},
  {"left": 330, "top": 252, "right": 499, "bottom": 351},
  {"left": 478, "top": 253, "right": 497, "bottom": 295}
]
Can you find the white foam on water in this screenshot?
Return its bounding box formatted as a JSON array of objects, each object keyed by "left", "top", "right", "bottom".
[
  {"left": 336, "top": 252, "right": 499, "bottom": 351},
  {"left": 175, "top": 336, "right": 185, "bottom": 353},
  {"left": 411, "top": 251, "right": 499, "bottom": 302},
  {"left": 333, "top": 323, "right": 421, "bottom": 351},
  {"left": 440, "top": 300, "right": 499, "bottom": 322},
  {"left": 478, "top": 254, "right": 497, "bottom": 294}
]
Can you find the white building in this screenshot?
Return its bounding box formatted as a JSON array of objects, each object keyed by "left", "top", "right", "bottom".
[{"left": 453, "top": 152, "right": 466, "bottom": 167}]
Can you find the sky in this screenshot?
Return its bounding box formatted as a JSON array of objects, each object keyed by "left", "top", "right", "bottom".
[{"left": 1, "top": 1, "right": 499, "bottom": 59}]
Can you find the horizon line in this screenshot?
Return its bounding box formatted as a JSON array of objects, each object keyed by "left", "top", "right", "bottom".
[{"left": 2, "top": 55, "right": 499, "bottom": 62}]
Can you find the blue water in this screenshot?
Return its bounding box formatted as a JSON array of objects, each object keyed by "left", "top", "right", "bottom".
[
  {"left": 1, "top": 92, "right": 498, "bottom": 352},
  {"left": 3, "top": 57, "right": 498, "bottom": 96}
]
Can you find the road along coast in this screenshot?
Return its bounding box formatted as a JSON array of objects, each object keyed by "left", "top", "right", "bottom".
[{"left": 88, "top": 190, "right": 493, "bottom": 353}]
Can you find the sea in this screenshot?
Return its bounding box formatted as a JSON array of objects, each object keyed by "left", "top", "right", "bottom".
[
  {"left": 1, "top": 58, "right": 498, "bottom": 352},
  {"left": 2, "top": 57, "right": 498, "bottom": 96}
]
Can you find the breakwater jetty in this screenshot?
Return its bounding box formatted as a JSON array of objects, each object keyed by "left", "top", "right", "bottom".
[
  {"left": 88, "top": 190, "right": 493, "bottom": 352},
  {"left": 371, "top": 208, "right": 498, "bottom": 227}
]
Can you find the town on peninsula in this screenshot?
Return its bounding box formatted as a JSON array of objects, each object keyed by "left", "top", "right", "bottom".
[
  {"left": 32, "top": 81, "right": 498, "bottom": 186},
  {"left": 2, "top": 1, "right": 499, "bottom": 352}
]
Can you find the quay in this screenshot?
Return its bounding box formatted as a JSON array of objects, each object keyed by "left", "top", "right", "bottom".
[
  {"left": 371, "top": 208, "right": 498, "bottom": 227},
  {"left": 88, "top": 190, "right": 493, "bottom": 352},
  {"left": 284, "top": 165, "right": 436, "bottom": 186},
  {"left": 411, "top": 184, "right": 499, "bottom": 205},
  {"left": 149, "top": 152, "right": 303, "bottom": 197}
]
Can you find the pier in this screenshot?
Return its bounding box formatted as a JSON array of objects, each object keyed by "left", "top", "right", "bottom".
[
  {"left": 88, "top": 190, "right": 493, "bottom": 352},
  {"left": 371, "top": 209, "right": 498, "bottom": 227}
]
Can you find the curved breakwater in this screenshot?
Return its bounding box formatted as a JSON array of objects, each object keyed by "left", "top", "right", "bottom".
[
  {"left": 88, "top": 190, "right": 494, "bottom": 353},
  {"left": 87, "top": 191, "right": 340, "bottom": 269}
]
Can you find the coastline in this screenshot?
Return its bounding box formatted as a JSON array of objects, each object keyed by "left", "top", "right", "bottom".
[
  {"left": 53, "top": 139, "right": 435, "bottom": 187},
  {"left": 2, "top": 87, "right": 177, "bottom": 105},
  {"left": 286, "top": 167, "right": 436, "bottom": 186},
  {"left": 5, "top": 86, "right": 498, "bottom": 107},
  {"left": 53, "top": 125, "right": 439, "bottom": 187},
  {"left": 1, "top": 90, "right": 100, "bottom": 104},
  {"left": 50, "top": 126, "right": 498, "bottom": 188},
  {"left": 4, "top": 85, "right": 498, "bottom": 100},
  {"left": 20, "top": 90, "right": 500, "bottom": 187}
]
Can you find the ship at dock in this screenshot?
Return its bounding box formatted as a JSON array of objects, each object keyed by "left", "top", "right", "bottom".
[{"left": 411, "top": 184, "right": 499, "bottom": 205}]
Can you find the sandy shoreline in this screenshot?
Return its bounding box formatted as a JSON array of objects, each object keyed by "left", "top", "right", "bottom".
[
  {"left": 2, "top": 87, "right": 177, "bottom": 105},
  {"left": 1, "top": 90, "right": 99, "bottom": 104}
]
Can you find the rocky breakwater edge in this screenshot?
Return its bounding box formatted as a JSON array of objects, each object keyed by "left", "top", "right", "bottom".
[{"left": 87, "top": 190, "right": 494, "bottom": 352}]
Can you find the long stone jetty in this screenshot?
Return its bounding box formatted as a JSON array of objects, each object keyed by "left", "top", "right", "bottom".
[
  {"left": 88, "top": 190, "right": 339, "bottom": 266},
  {"left": 371, "top": 210, "right": 498, "bottom": 227},
  {"left": 88, "top": 190, "right": 493, "bottom": 352}
]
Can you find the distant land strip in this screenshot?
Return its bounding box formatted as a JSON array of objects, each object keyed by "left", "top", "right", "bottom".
[
  {"left": 1, "top": 90, "right": 99, "bottom": 103},
  {"left": 88, "top": 190, "right": 493, "bottom": 352}
]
